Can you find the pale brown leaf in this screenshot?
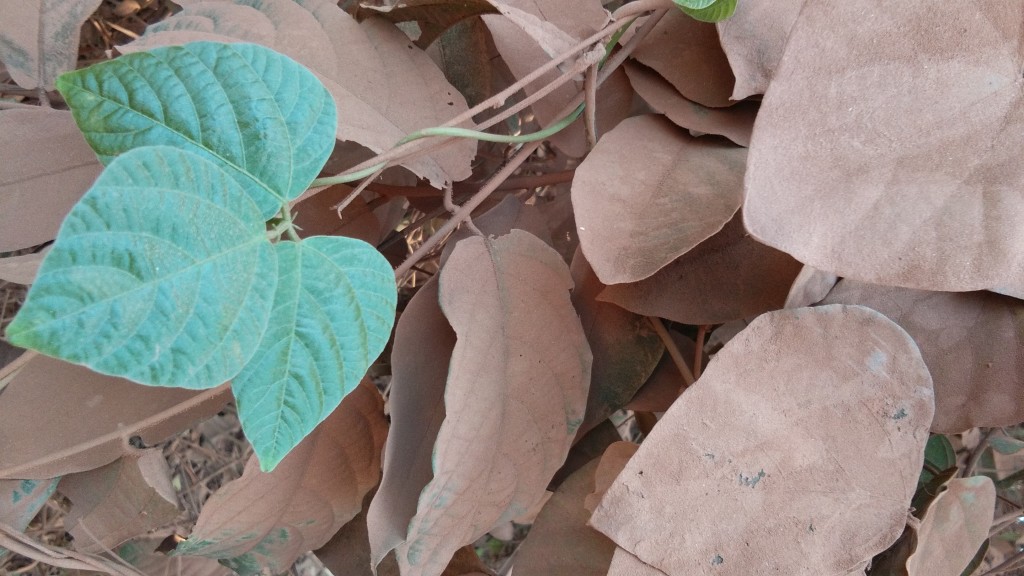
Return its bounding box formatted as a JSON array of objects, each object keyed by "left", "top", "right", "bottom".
[
  {"left": 821, "top": 279, "right": 1024, "bottom": 433},
  {"left": 607, "top": 548, "right": 668, "bottom": 576},
  {"left": 513, "top": 459, "right": 615, "bottom": 575},
  {"left": 0, "top": 109, "right": 102, "bottom": 253},
  {"left": 0, "top": 249, "right": 48, "bottom": 284},
  {"left": 570, "top": 248, "right": 663, "bottom": 438},
  {"left": 598, "top": 214, "right": 802, "bottom": 325},
  {"left": 440, "top": 194, "right": 553, "bottom": 266},
  {"left": 395, "top": 230, "right": 591, "bottom": 576},
  {"left": 0, "top": 356, "right": 229, "bottom": 479},
  {"left": 744, "top": 1, "right": 1024, "bottom": 292},
  {"left": 175, "top": 380, "right": 387, "bottom": 573},
  {"left": 715, "top": 0, "right": 805, "bottom": 99},
  {"left": 590, "top": 305, "right": 935, "bottom": 575},
  {"left": 625, "top": 10, "right": 734, "bottom": 108},
  {"left": 584, "top": 441, "right": 638, "bottom": 514},
  {"left": 625, "top": 62, "right": 757, "bottom": 147},
  {"left": 572, "top": 115, "right": 745, "bottom": 285},
  {"left": 60, "top": 450, "right": 179, "bottom": 553},
  {"left": 906, "top": 477, "right": 996, "bottom": 576},
  {"left": 0, "top": 0, "right": 102, "bottom": 89},
  {"left": 784, "top": 265, "right": 838, "bottom": 309}
]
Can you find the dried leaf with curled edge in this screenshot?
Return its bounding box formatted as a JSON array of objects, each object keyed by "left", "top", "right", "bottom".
[
  {"left": 59, "top": 450, "right": 179, "bottom": 553},
  {"left": 906, "top": 477, "right": 996, "bottom": 576},
  {"left": 715, "top": 0, "right": 805, "bottom": 99},
  {"left": 744, "top": 1, "right": 1024, "bottom": 293},
  {"left": 784, "top": 265, "right": 838, "bottom": 309},
  {"left": 0, "top": 356, "right": 229, "bottom": 479},
  {"left": 573, "top": 115, "right": 745, "bottom": 285},
  {"left": 625, "top": 9, "right": 735, "bottom": 108},
  {"left": 513, "top": 459, "right": 615, "bottom": 576},
  {"left": 598, "top": 214, "right": 802, "bottom": 325},
  {"left": 590, "top": 305, "right": 935, "bottom": 575},
  {"left": 820, "top": 280, "right": 1024, "bottom": 433},
  {"left": 0, "top": 0, "right": 102, "bottom": 89},
  {"left": 395, "top": 230, "right": 591, "bottom": 576},
  {"left": 0, "top": 109, "right": 102, "bottom": 253},
  {"left": 624, "top": 62, "right": 757, "bottom": 147},
  {"left": 175, "top": 381, "right": 387, "bottom": 575}
]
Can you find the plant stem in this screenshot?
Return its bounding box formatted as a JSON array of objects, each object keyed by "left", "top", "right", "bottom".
[
  {"left": 963, "top": 428, "right": 996, "bottom": 478},
  {"left": 648, "top": 316, "right": 696, "bottom": 389}
]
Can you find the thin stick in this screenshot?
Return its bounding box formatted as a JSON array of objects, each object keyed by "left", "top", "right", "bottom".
[
  {"left": 963, "top": 428, "right": 996, "bottom": 478},
  {"left": 584, "top": 61, "right": 599, "bottom": 149},
  {"left": 647, "top": 317, "right": 695, "bottom": 389},
  {"left": 694, "top": 324, "right": 707, "bottom": 379},
  {"left": 0, "top": 523, "right": 141, "bottom": 576},
  {"left": 989, "top": 509, "right": 1023, "bottom": 538}
]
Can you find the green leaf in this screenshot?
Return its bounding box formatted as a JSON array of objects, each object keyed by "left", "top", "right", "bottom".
[
  {"left": 232, "top": 236, "right": 396, "bottom": 471},
  {"left": 6, "top": 146, "right": 277, "bottom": 389},
  {"left": 676, "top": 0, "right": 737, "bottom": 22},
  {"left": 56, "top": 41, "right": 337, "bottom": 219},
  {"left": 924, "top": 434, "right": 956, "bottom": 470}
]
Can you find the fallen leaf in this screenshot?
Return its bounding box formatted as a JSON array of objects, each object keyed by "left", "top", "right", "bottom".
[
  {"left": 0, "top": 0, "right": 102, "bottom": 89},
  {"left": 59, "top": 450, "right": 179, "bottom": 553},
  {"left": 607, "top": 548, "right": 668, "bottom": 576},
  {"left": 715, "top": 0, "right": 805, "bottom": 99},
  {"left": 744, "top": 1, "right": 1024, "bottom": 292},
  {"left": 821, "top": 280, "right": 1024, "bottom": 433},
  {"left": 590, "top": 305, "right": 934, "bottom": 575},
  {"left": 584, "top": 441, "right": 638, "bottom": 514},
  {"left": 0, "top": 477, "right": 59, "bottom": 558},
  {"left": 570, "top": 247, "right": 663, "bottom": 438},
  {"left": 117, "top": 536, "right": 234, "bottom": 576},
  {"left": 550, "top": 420, "right": 621, "bottom": 489},
  {"left": 625, "top": 10, "right": 734, "bottom": 107},
  {"left": 426, "top": 16, "right": 502, "bottom": 109},
  {"left": 512, "top": 459, "right": 615, "bottom": 575},
  {"left": 784, "top": 265, "right": 839, "bottom": 309},
  {"left": 0, "top": 109, "right": 102, "bottom": 253},
  {"left": 572, "top": 114, "right": 746, "bottom": 284},
  {"left": 292, "top": 185, "right": 382, "bottom": 245},
  {"left": 624, "top": 62, "right": 757, "bottom": 146},
  {"left": 440, "top": 194, "right": 553, "bottom": 266},
  {"left": 395, "top": 230, "right": 591, "bottom": 576},
  {"left": 906, "top": 477, "right": 996, "bottom": 576},
  {"left": 355, "top": 0, "right": 499, "bottom": 49},
  {"left": 598, "top": 214, "right": 802, "bottom": 324},
  {"left": 0, "top": 249, "right": 48, "bottom": 285},
  {"left": 0, "top": 355, "right": 229, "bottom": 479},
  {"left": 175, "top": 380, "right": 387, "bottom": 575}
]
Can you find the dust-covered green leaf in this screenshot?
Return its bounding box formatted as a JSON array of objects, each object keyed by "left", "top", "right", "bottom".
[
  {"left": 56, "top": 41, "right": 336, "bottom": 219},
  {"left": 676, "top": 0, "right": 737, "bottom": 23},
  {"left": 0, "top": 478, "right": 59, "bottom": 558}
]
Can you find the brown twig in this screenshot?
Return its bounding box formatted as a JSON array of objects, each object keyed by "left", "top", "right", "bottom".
[
  {"left": 0, "top": 522, "right": 142, "bottom": 576},
  {"left": 694, "top": 324, "right": 708, "bottom": 380},
  {"left": 647, "top": 316, "right": 696, "bottom": 390},
  {"left": 963, "top": 428, "right": 996, "bottom": 478}
]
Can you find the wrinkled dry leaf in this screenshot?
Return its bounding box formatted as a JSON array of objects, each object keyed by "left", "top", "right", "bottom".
[
  {"left": 821, "top": 280, "right": 1024, "bottom": 433},
  {"left": 0, "top": 477, "right": 59, "bottom": 557},
  {"left": 573, "top": 114, "right": 745, "bottom": 284},
  {"left": 607, "top": 548, "right": 668, "bottom": 576},
  {"left": 625, "top": 10, "right": 734, "bottom": 107},
  {"left": 482, "top": 0, "right": 611, "bottom": 157},
  {"left": 513, "top": 459, "right": 614, "bottom": 575},
  {"left": 356, "top": 0, "right": 499, "bottom": 49},
  {"left": 625, "top": 332, "right": 700, "bottom": 413},
  {"left": 591, "top": 305, "right": 934, "bottom": 575},
  {"left": 123, "top": 0, "right": 474, "bottom": 188},
  {"left": 0, "top": 356, "right": 229, "bottom": 479},
  {"left": 395, "top": 230, "right": 591, "bottom": 576},
  {"left": 906, "top": 477, "right": 995, "bottom": 576},
  {"left": 175, "top": 380, "right": 387, "bottom": 574},
  {"left": 598, "top": 214, "right": 802, "bottom": 325},
  {"left": 624, "top": 62, "right": 757, "bottom": 147},
  {"left": 744, "top": 1, "right": 1024, "bottom": 293},
  {"left": 118, "top": 536, "right": 234, "bottom": 576},
  {"left": 0, "top": 249, "right": 48, "bottom": 285},
  {"left": 0, "top": 0, "right": 102, "bottom": 89},
  {"left": 60, "top": 450, "right": 179, "bottom": 553},
  {"left": 784, "top": 265, "right": 838, "bottom": 309},
  {"left": 571, "top": 248, "right": 663, "bottom": 438},
  {"left": 0, "top": 109, "right": 102, "bottom": 253},
  {"left": 715, "top": 0, "right": 805, "bottom": 99},
  {"left": 584, "top": 441, "right": 638, "bottom": 514}
]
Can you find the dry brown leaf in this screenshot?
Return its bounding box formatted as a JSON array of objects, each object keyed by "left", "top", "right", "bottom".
[
  {"left": 570, "top": 248, "right": 663, "bottom": 438},
  {"left": 625, "top": 331, "right": 701, "bottom": 414},
  {"left": 512, "top": 459, "right": 615, "bottom": 576},
  {"left": 292, "top": 184, "right": 382, "bottom": 244},
  {"left": 607, "top": 548, "right": 668, "bottom": 576},
  {"left": 60, "top": 450, "right": 179, "bottom": 553},
  {"left": 0, "top": 477, "right": 59, "bottom": 556},
  {"left": 598, "top": 214, "right": 802, "bottom": 325},
  {"left": 572, "top": 114, "right": 745, "bottom": 285},
  {"left": 625, "top": 10, "right": 734, "bottom": 108},
  {"left": 122, "top": 0, "right": 475, "bottom": 188},
  {"left": 118, "top": 536, "right": 234, "bottom": 576},
  {"left": 0, "top": 355, "right": 229, "bottom": 479},
  {"left": 821, "top": 280, "right": 1024, "bottom": 433},
  {"left": 584, "top": 441, "right": 638, "bottom": 514},
  {"left": 784, "top": 265, "right": 839, "bottom": 309},
  {"left": 624, "top": 62, "right": 757, "bottom": 147},
  {"left": 0, "top": 109, "right": 102, "bottom": 253},
  {"left": 394, "top": 230, "right": 591, "bottom": 576},
  {"left": 0, "top": 249, "right": 48, "bottom": 285},
  {"left": 356, "top": 0, "right": 499, "bottom": 49},
  {"left": 744, "top": 1, "right": 1024, "bottom": 292},
  {"left": 440, "top": 194, "right": 552, "bottom": 265},
  {"left": 0, "top": 0, "right": 102, "bottom": 89},
  {"left": 175, "top": 380, "right": 387, "bottom": 573},
  {"left": 590, "top": 305, "right": 935, "bottom": 575},
  {"left": 715, "top": 0, "right": 805, "bottom": 99},
  {"left": 425, "top": 15, "right": 502, "bottom": 110},
  {"left": 905, "top": 476, "right": 995, "bottom": 576}
]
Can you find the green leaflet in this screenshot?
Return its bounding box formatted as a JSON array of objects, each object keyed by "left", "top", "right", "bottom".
[
  {"left": 233, "top": 237, "right": 395, "bottom": 471},
  {"left": 7, "top": 146, "right": 277, "bottom": 389},
  {"left": 56, "top": 41, "right": 336, "bottom": 219},
  {"left": 674, "top": 0, "right": 737, "bottom": 22}
]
